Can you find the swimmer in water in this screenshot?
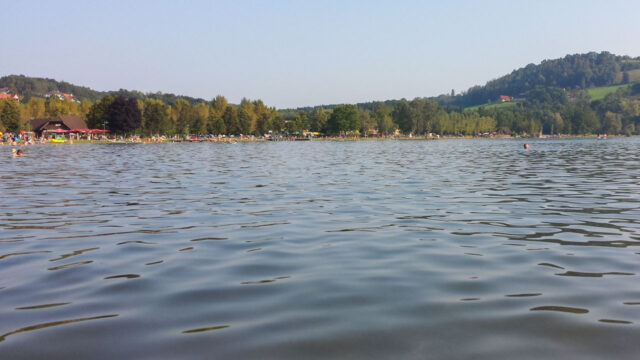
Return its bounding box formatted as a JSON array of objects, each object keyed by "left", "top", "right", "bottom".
[
  {"left": 524, "top": 143, "right": 530, "bottom": 150},
  {"left": 16, "top": 149, "right": 23, "bottom": 156}
]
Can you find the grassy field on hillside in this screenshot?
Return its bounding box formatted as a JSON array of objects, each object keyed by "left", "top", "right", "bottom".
[
  {"left": 465, "top": 101, "right": 518, "bottom": 111},
  {"left": 467, "top": 82, "right": 635, "bottom": 110},
  {"left": 615, "top": 69, "right": 640, "bottom": 83},
  {"left": 626, "top": 69, "right": 640, "bottom": 82},
  {"left": 587, "top": 84, "right": 631, "bottom": 101}
]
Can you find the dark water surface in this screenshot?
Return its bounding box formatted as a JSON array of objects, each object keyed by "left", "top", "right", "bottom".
[{"left": 1, "top": 138, "right": 639, "bottom": 359}]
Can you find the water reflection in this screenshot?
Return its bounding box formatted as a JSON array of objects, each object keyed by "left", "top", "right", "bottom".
[
  {"left": 104, "top": 274, "right": 140, "bottom": 279},
  {"left": 530, "top": 306, "right": 589, "bottom": 314},
  {"left": 505, "top": 293, "right": 542, "bottom": 297},
  {"left": 0, "top": 315, "right": 118, "bottom": 343},
  {"left": 0, "top": 251, "right": 51, "bottom": 260},
  {"left": 598, "top": 319, "right": 633, "bottom": 324},
  {"left": 555, "top": 271, "right": 634, "bottom": 277},
  {"left": 50, "top": 247, "right": 99, "bottom": 261},
  {"left": 182, "top": 325, "right": 230, "bottom": 334},
  {"left": 48, "top": 260, "right": 93, "bottom": 271},
  {"left": 15, "top": 303, "right": 70, "bottom": 310},
  {"left": 241, "top": 276, "right": 290, "bottom": 285}
]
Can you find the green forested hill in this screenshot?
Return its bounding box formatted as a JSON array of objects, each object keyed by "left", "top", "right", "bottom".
[
  {"left": 456, "top": 52, "right": 640, "bottom": 106},
  {"left": 279, "top": 52, "right": 640, "bottom": 114},
  {"left": 0, "top": 75, "right": 205, "bottom": 105},
  {"left": 0, "top": 75, "right": 106, "bottom": 101}
]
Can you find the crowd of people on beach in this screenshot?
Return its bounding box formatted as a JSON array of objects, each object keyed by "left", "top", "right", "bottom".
[
  {"left": 1, "top": 132, "right": 39, "bottom": 145},
  {"left": 4, "top": 129, "right": 615, "bottom": 158}
]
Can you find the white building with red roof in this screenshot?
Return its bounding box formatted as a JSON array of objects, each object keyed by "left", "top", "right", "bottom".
[{"left": 45, "top": 90, "right": 79, "bottom": 102}]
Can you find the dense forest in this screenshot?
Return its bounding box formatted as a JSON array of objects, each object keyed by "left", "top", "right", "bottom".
[
  {"left": 1, "top": 52, "right": 640, "bottom": 137},
  {"left": 0, "top": 75, "right": 205, "bottom": 105},
  {"left": 454, "top": 52, "right": 640, "bottom": 107}
]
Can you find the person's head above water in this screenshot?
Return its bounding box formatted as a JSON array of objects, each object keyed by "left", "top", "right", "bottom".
[{"left": 524, "top": 143, "right": 530, "bottom": 149}]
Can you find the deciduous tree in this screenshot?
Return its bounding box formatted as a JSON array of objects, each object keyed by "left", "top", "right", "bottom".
[
  {"left": 86, "top": 95, "right": 114, "bottom": 129},
  {"left": 391, "top": 100, "right": 412, "bottom": 134},
  {"left": 222, "top": 106, "right": 240, "bottom": 135},
  {"left": 309, "top": 107, "right": 328, "bottom": 133},
  {"left": 373, "top": 103, "right": 394, "bottom": 135},
  {"left": 143, "top": 99, "right": 171, "bottom": 135},
  {"left": 107, "top": 96, "right": 142, "bottom": 134},
  {"left": 190, "top": 102, "right": 209, "bottom": 135},
  {"left": 286, "top": 111, "right": 306, "bottom": 134},
  {"left": 327, "top": 104, "right": 359, "bottom": 135},
  {"left": 0, "top": 99, "right": 21, "bottom": 132},
  {"left": 171, "top": 98, "right": 191, "bottom": 134}
]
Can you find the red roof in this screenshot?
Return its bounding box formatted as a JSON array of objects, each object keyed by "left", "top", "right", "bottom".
[{"left": 0, "top": 93, "right": 18, "bottom": 100}]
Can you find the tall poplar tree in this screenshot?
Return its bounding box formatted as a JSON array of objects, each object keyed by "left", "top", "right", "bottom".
[
  {"left": 222, "top": 106, "right": 240, "bottom": 135},
  {"left": 142, "top": 99, "right": 171, "bottom": 135}
]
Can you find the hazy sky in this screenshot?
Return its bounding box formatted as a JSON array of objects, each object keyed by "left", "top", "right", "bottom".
[{"left": 2, "top": 0, "right": 639, "bottom": 108}]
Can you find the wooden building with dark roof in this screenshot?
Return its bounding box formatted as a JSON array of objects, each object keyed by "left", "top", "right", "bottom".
[{"left": 30, "top": 115, "right": 88, "bottom": 137}]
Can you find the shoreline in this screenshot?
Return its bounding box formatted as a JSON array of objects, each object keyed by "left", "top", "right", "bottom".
[{"left": 1, "top": 134, "right": 630, "bottom": 146}]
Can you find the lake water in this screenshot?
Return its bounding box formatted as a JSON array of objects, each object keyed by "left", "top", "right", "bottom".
[{"left": 1, "top": 138, "right": 639, "bottom": 359}]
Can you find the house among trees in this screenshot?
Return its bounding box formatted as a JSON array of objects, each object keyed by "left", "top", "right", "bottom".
[
  {"left": 45, "top": 90, "right": 79, "bottom": 103},
  {"left": 499, "top": 95, "right": 511, "bottom": 102},
  {"left": 0, "top": 87, "right": 20, "bottom": 101},
  {"left": 30, "top": 115, "right": 88, "bottom": 137}
]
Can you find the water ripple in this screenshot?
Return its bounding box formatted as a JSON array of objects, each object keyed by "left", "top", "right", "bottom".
[
  {"left": 16, "top": 302, "right": 70, "bottom": 310},
  {"left": 530, "top": 306, "right": 589, "bottom": 314},
  {"left": 0, "top": 314, "right": 118, "bottom": 343},
  {"left": 1, "top": 139, "right": 640, "bottom": 359},
  {"left": 48, "top": 260, "right": 93, "bottom": 270},
  {"left": 182, "top": 325, "right": 230, "bottom": 333}
]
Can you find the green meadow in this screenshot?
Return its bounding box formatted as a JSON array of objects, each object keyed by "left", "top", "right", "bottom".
[
  {"left": 587, "top": 84, "right": 631, "bottom": 101},
  {"left": 465, "top": 101, "right": 518, "bottom": 111}
]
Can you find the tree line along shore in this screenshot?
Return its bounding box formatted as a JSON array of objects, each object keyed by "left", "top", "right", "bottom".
[{"left": 1, "top": 84, "right": 639, "bottom": 141}]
